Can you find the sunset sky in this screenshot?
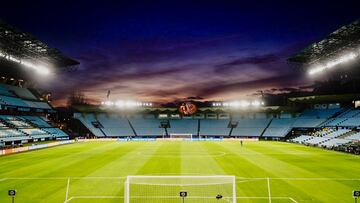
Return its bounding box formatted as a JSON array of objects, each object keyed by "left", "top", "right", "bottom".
[{"left": 1, "top": 1, "right": 359, "bottom": 106}]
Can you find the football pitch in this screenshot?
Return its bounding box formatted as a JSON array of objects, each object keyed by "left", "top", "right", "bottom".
[{"left": 0, "top": 141, "right": 359, "bottom": 203}]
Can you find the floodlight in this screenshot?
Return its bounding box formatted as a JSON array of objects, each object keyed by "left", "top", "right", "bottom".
[
  {"left": 240, "top": 100, "right": 250, "bottom": 107},
  {"left": 35, "top": 65, "right": 50, "bottom": 75},
  {"left": 219, "top": 100, "right": 264, "bottom": 108},
  {"left": 213, "top": 102, "right": 221, "bottom": 107},
  {"left": 0, "top": 51, "right": 51, "bottom": 76},
  {"left": 308, "top": 52, "right": 358, "bottom": 75},
  {"left": 104, "top": 101, "right": 114, "bottom": 106},
  {"left": 115, "top": 100, "right": 125, "bottom": 108},
  {"left": 103, "top": 100, "right": 154, "bottom": 109},
  {"left": 252, "top": 100, "right": 261, "bottom": 107},
  {"left": 21, "top": 60, "right": 51, "bottom": 75}
]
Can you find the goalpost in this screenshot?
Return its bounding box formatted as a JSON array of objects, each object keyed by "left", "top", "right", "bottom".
[
  {"left": 169, "top": 133, "right": 193, "bottom": 139},
  {"left": 124, "top": 175, "right": 236, "bottom": 203}
]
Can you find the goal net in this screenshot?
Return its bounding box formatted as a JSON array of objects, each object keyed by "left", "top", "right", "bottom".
[
  {"left": 124, "top": 175, "right": 236, "bottom": 203},
  {"left": 169, "top": 133, "right": 192, "bottom": 139}
]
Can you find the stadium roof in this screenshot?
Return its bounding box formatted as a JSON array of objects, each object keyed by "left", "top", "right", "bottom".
[
  {"left": 288, "top": 19, "right": 360, "bottom": 65},
  {"left": 288, "top": 93, "right": 360, "bottom": 104},
  {"left": 0, "top": 20, "right": 79, "bottom": 68},
  {"left": 71, "top": 104, "right": 300, "bottom": 114}
]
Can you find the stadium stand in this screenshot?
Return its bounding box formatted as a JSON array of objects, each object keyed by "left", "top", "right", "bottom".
[
  {"left": 74, "top": 107, "right": 360, "bottom": 153},
  {"left": 1, "top": 84, "right": 37, "bottom": 100},
  {"left": 230, "top": 118, "right": 270, "bottom": 137},
  {"left": 42, "top": 128, "right": 69, "bottom": 138},
  {"left": 0, "top": 20, "right": 78, "bottom": 148},
  {"left": 129, "top": 118, "right": 163, "bottom": 136},
  {"left": 292, "top": 118, "right": 326, "bottom": 128},
  {"left": 290, "top": 126, "right": 360, "bottom": 149},
  {"left": 169, "top": 119, "right": 198, "bottom": 136},
  {"left": 291, "top": 135, "right": 313, "bottom": 143},
  {"left": 345, "top": 131, "right": 360, "bottom": 140},
  {"left": 299, "top": 108, "right": 343, "bottom": 118},
  {"left": 0, "top": 115, "right": 68, "bottom": 145},
  {"left": 73, "top": 113, "right": 106, "bottom": 137},
  {"left": 74, "top": 113, "right": 136, "bottom": 137},
  {"left": 320, "top": 138, "right": 352, "bottom": 148},
  {"left": 21, "top": 116, "right": 51, "bottom": 127},
  {"left": 262, "top": 118, "right": 296, "bottom": 137},
  {"left": 199, "top": 119, "right": 230, "bottom": 136},
  {"left": 322, "top": 109, "right": 360, "bottom": 126},
  {"left": 0, "top": 95, "right": 28, "bottom": 107},
  {"left": 0, "top": 84, "right": 52, "bottom": 110},
  {"left": 99, "top": 114, "right": 134, "bottom": 137}
]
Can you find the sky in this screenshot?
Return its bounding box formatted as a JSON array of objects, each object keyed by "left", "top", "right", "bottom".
[{"left": 0, "top": 0, "right": 359, "bottom": 106}]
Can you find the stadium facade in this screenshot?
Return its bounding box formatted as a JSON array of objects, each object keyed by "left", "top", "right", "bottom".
[{"left": 0, "top": 20, "right": 78, "bottom": 148}]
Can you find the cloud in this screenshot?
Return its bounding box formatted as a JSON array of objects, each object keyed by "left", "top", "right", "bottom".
[
  {"left": 43, "top": 35, "right": 309, "bottom": 106},
  {"left": 186, "top": 96, "right": 204, "bottom": 100},
  {"left": 194, "top": 73, "right": 301, "bottom": 98},
  {"left": 217, "top": 54, "right": 280, "bottom": 67}
]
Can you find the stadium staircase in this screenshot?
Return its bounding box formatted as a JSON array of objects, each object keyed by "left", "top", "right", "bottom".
[
  {"left": 260, "top": 118, "right": 273, "bottom": 137},
  {"left": 98, "top": 127, "right": 108, "bottom": 137},
  {"left": 228, "top": 120, "right": 236, "bottom": 137},
  {"left": 302, "top": 136, "right": 315, "bottom": 142},
  {"left": 0, "top": 118, "right": 16, "bottom": 128},
  {"left": 127, "top": 119, "right": 138, "bottom": 137},
  {"left": 337, "top": 130, "right": 357, "bottom": 139},
  {"left": 335, "top": 118, "right": 349, "bottom": 126},
  {"left": 93, "top": 116, "right": 108, "bottom": 137},
  {"left": 318, "top": 108, "right": 349, "bottom": 127},
  {"left": 22, "top": 118, "right": 39, "bottom": 129},
  {"left": 318, "top": 117, "right": 335, "bottom": 127},
  {"left": 197, "top": 119, "right": 200, "bottom": 137},
  {"left": 318, "top": 109, "right": 360, "bottom": 127}
]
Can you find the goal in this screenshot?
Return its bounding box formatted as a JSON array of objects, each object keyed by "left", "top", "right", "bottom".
[
  {"left": 169, "top": 133, "right": 192, "bottom": 139},
  {"left": 124, "top": 175, "right": 236, "bottom": 203}
]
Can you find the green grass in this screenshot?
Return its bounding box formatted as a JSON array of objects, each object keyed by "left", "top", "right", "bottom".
[{"left": 0, "top": 141, "right": 359, "bottom": 203}]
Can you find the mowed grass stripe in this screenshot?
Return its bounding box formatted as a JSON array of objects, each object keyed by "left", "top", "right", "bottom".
[
  {"left": 201, "top": 142, "right": 270, "bottom": 198},
  {"left": 136, "top": 141, "right": 182, "bottom": 175},
  {"left": 247, "top": 141, "right": 360, "bottom": 178},
  {"left": 0, "top": 142, "right": 140, "bottom": 203},
  {"left": 0, "top": 142, "right": 133, "bottom": 178},
  {"left": 211, "top": 141, "right": 359, "bottom": 202},
  {"left": 0, "top": 178, "right": 68, "bottom": 203},
  {"left": 74, "top": 142, "right": 163, "bottom": 177},
  {"left": 181, "top": 142, "right": 227, "bottom": 175},
  {"left": 67, "top": 142, "right": 161, "bottom": 198},
  {"left": 0, "top": 141, "right": 359, "bottom": 203},
  {"left": 239, "top": 141, "right": 360, "bottom": 201}
]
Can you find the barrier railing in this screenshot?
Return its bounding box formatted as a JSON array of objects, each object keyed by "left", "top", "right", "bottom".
[{"left": 0, "top": 140, "right": 74, "bottom": 156}]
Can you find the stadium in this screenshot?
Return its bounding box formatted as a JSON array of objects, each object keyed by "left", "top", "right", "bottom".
[{"left": 0, "top": 2, "right": 360, "bottom": 203}]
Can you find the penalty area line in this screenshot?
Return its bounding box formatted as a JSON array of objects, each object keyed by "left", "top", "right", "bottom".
[
  {"left": 289, "top": 197, "right": 298, "bottom": 203},
  {"left": 267, "top": 177, "right": 272, "bottom": 203},
  {"left": 237, "top": 196, "right": 297, "bottom": 202},
  {"left": 64, "top": 177, "right": 70, "bottom": 203},
  {"left": 1, "top": 176, "right": 360, "bottom": 181},
  {"left": 65, "top": 195, "right": 297, "bottom": 202},
  {"left": 72, "top": 196, "right": 123, "bottom": 199},
  {"left": 64, "top": 196, "right": 73, "bottom": 203}
]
